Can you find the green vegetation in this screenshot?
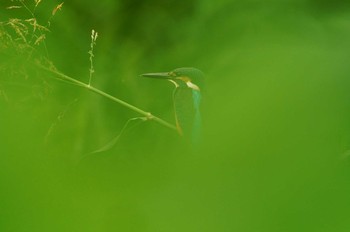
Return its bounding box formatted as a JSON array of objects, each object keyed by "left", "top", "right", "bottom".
[{"left": 1, "top": 0, "right": 350, "bottom": 231}]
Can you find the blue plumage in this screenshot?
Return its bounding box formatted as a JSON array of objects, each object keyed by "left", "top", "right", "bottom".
[{"left": 141, "top": 67, "right": 204, "bottom": 145}]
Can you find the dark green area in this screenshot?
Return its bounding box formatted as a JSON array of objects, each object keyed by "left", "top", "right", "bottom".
[{"left": 1, "top": 0, "right": 350, "bottom": 231}]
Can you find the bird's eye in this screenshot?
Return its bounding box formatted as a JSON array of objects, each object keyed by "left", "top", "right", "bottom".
[{"left": 169, "top": 72, "right": 176, "bottom": 77}]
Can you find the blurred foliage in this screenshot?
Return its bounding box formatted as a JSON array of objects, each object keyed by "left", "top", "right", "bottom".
[{"left": 1, "top": 0, "right": 350, "bottom": 231}]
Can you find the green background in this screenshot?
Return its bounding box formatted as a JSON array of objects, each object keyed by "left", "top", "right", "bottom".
[{"left": 1, "top": 0, "right": 350, "bottom": 231}]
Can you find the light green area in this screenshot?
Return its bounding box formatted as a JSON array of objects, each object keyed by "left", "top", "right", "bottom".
[{"left": 1, "top": 0, "right": 350, "bottom": 231}]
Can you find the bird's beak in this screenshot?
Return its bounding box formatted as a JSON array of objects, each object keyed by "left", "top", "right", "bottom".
[{"left": 140, "top": 72, "right": 173, "bottom": 80}]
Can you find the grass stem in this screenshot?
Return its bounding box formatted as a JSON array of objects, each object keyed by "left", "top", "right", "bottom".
[{"left": 36, "top": 63, "right": 178, "bottom": 131}]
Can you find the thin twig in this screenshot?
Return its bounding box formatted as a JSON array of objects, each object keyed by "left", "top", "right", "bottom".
[{"left": 82, "top": 117, "right": 146, "bottom": 159}]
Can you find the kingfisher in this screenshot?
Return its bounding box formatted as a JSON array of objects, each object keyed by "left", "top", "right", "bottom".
[{"left": 141, "top": 67, "right": 204, "bottom": 146}]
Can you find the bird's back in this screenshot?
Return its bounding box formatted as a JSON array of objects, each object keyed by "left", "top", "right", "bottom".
[{"left": 173, "top": 87, "right": 201, "bottom": 146}]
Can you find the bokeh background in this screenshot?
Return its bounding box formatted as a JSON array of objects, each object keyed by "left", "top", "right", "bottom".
[{"left": 1, "top": 0, "right": 350, "bottom": 231}]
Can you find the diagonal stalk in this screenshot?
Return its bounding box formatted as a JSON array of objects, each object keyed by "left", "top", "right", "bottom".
[{"left": 37, "top": 64, "right": 177, "bottom": 131}]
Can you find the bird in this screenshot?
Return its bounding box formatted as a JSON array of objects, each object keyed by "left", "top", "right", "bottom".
[{"left": 141, "top": 67, "right": 204, "bottom": 146}]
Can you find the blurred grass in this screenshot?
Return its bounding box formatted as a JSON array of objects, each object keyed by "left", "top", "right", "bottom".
[{"left": 1, "top": 0, "right": 350, "bottom": 231}]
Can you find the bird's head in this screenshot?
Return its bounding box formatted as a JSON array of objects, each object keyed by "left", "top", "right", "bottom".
[{"left": 141, "top": 67, "right": 204, "bottom": 91}]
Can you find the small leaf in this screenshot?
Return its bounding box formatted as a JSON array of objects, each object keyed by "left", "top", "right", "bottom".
[
  {"left": 52, "top": 2, "right": 64, "bottom": 16},
  {"left": 34, "top": 34, "right": 45, "bottom": 45},
  {"left": 6, "top": 6, "right": 22, "bottom": 10},
  {"left": 35, "top": 0, "right": 42, "bottom": 7}
]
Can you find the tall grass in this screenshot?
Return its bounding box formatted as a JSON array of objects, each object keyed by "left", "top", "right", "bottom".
[{"left": 0, "top": 0, "right": 177, "bottom": 153}]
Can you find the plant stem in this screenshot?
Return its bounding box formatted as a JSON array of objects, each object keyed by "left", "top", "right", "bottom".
[{"left": 37, "top": 64, "right": 178, "bottom": 131}]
